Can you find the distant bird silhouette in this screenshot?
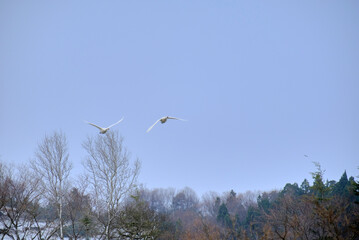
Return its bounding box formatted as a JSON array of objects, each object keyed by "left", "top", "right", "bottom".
[
  {"left": 304, "top": 155, "right": 309, "bottom": 158},
  {"left": 147, "top": 116, "right": 186, "bottom": 132},
  {"left": 86, "top": 118, "right": 124, "bottom": 134}
]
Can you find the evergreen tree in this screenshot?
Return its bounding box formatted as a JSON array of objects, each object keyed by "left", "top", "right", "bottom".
[
  {"left": 214, "top": 196, "right": 221, "bottom": 214},
  {"left": 257, "top": 193, "right": 271, "bottom": 213},
  {"left": 217, "top": 203, "right": 232, "bottom": 228},
  {"left": 281, "top": 183, "right": 303, "bottom": 196},
  {"left": 349, "top": 176, "right": 359, "bottom": 204},
  {"left": 245, "top": 205, "right": 260, "bottom": 226},
  {"left": 311, "top": 162, "right": 329, "bottom": 201},
  {"left": 116, "top": 196, "right": 161, "bottom": 239},
  {"left": 300, "top": 179, "right": 310, "bottom": 194},
  {"left": 229, "top": 189, "right": 236, "bottom": 198},
  {"left": 332, "top": 171, "right": 350, "bottom": 197}
]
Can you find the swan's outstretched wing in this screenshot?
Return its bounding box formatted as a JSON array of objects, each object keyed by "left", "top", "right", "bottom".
[
  {"left": 147, "top": 119, "right": 160, "bottom": 133},
  {"left": 86, "top": 121, "right": 103, "bottom": 130},
  {"left": 106, "top": 117, "right": 124, "bottom": 129},
  {"left": 167, "top": 116, "right": 187, "bottom": 121}
]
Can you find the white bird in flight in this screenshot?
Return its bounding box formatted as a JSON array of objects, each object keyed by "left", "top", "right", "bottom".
[
  {"left": 147, "top": 116, "right": 186, "bottom": 132},
  {"left": 86, "top": 118, "right": 124, "bottom": 134}
]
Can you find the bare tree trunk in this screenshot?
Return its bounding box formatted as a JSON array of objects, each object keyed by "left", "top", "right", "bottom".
[{"left": 59, "top": 192, "right": 64, "bottom": 240}]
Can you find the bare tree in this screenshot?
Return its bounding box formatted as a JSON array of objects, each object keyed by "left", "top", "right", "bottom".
[
  {"left": 0, "top": 161, "right": 9, "bottom": 211},
  {"left": 172, "top": 187, "right": 199, "bottom": 212},
  {"left": 0, "top": 162, "right": 46, "bottom": 240},
  {"left": 200, "top": 191, "right": 220, "bottom": 220},
  {"left": 140, "top": 187, "right": 175, "bottom": 214},
  {"left": 182, "top": 213, "right": 222, "bottom": 240},
  {"left": 31, "top": 131, "right": 72, "bottom": 240},
  {"left": 63, "top": 187, "right": 92, "bottom": 240},
  {"left": 83, "top": 130, "right": 140, "bottom": 240},
  {"left": 262, "top": 194, "right": 297, "bottom": 240}
]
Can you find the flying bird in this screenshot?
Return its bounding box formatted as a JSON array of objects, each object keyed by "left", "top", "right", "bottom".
[
  {"left": 146, "top": 116, "right": 186, "bottom": 132},
  {"left": 86, "top": 118, "right": 124, "bottom": 134},
  {"left": 304, "top": 155, "right": 309, "bottom": 158}
]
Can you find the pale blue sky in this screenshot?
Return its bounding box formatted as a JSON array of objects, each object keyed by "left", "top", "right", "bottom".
[{"left": 1, "top": 1, "right": 358, "bottom": 197}]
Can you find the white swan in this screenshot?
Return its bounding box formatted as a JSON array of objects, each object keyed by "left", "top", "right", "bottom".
[
  {"left": 86, "top": 118, "right": 124, "bottom": 134},
  {"left": 147, "top": 116, "right": 186, "bottom": 132}
]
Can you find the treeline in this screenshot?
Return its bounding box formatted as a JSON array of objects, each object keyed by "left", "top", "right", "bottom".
[
  {"left": 137, "top": 166, "right": 359, "bottom": 240},
  {"left": 0, "top": 131, "right": 358, "bottom": 239}
]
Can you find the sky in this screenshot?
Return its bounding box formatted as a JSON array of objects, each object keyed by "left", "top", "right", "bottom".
[{"left": 1, "top": 1, "right": 358, "bottom": 198}]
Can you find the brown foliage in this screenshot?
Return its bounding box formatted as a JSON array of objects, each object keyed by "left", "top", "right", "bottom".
[{"left": 182, "top": 217, "right": 221, "bottom": 240}]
